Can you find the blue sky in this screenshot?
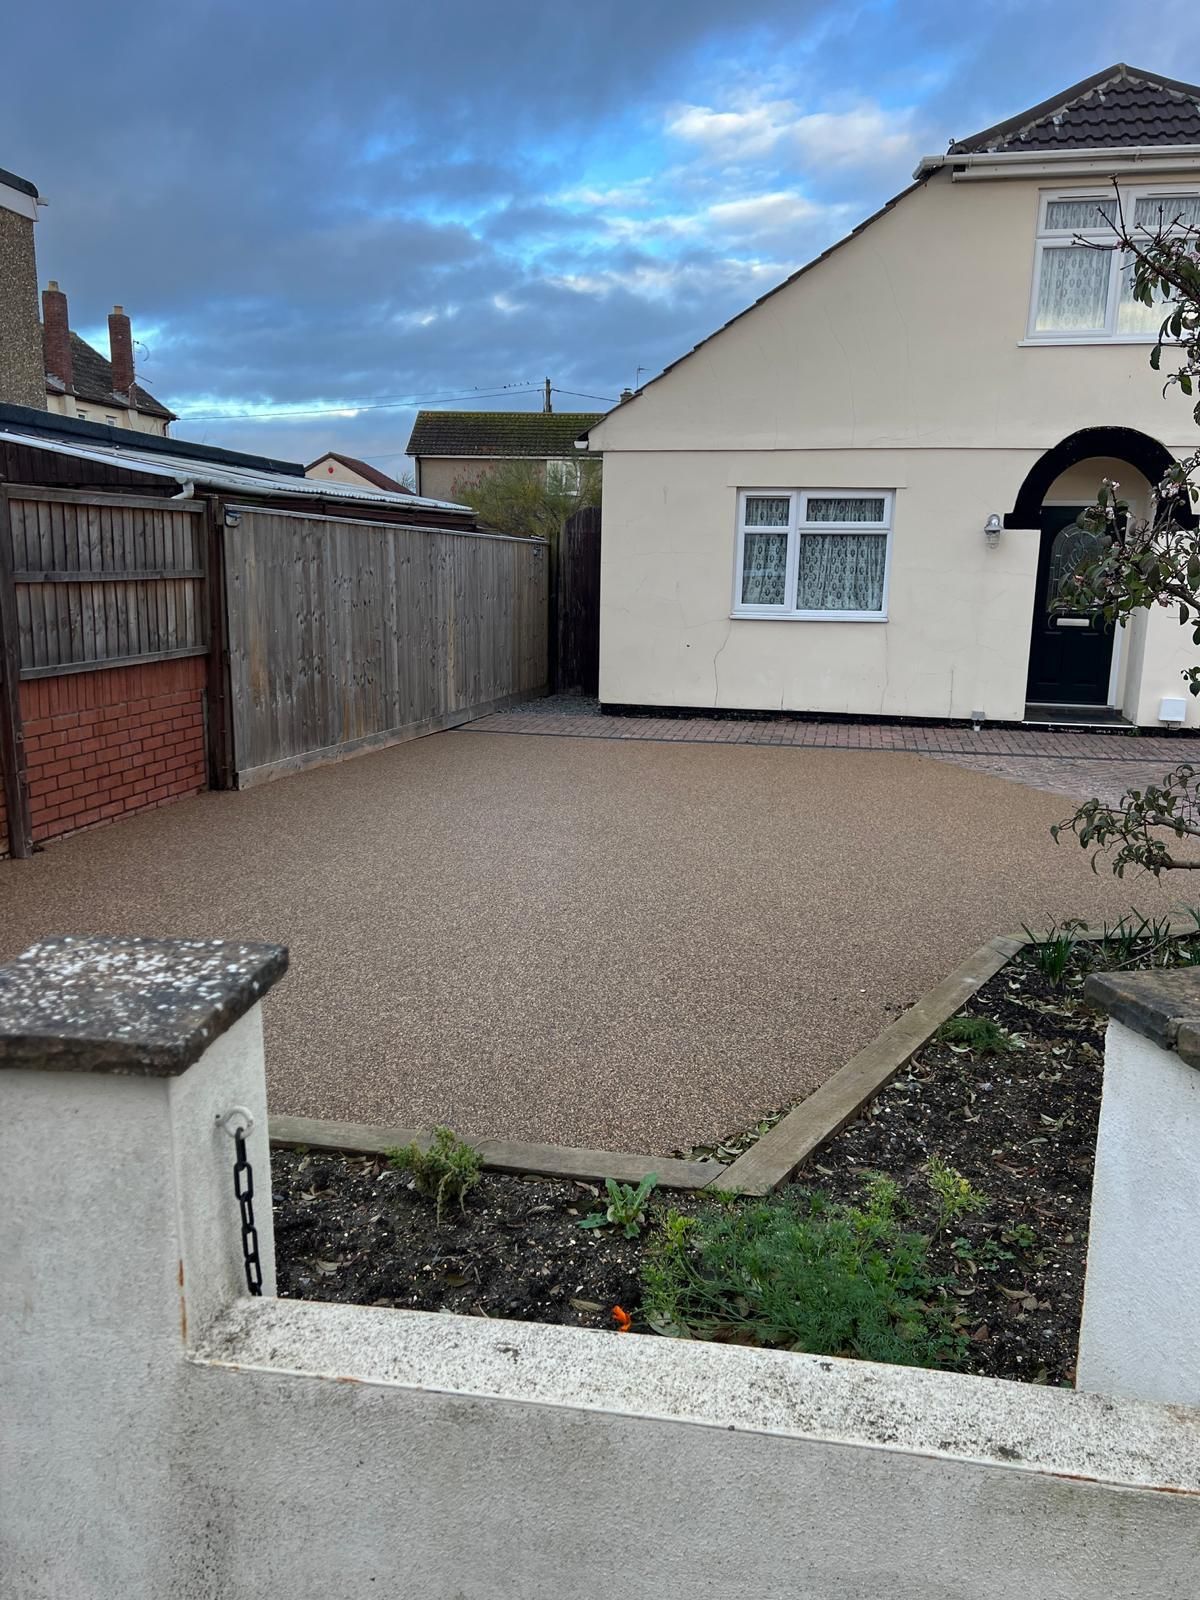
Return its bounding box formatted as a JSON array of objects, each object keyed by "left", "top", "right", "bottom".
[{"left": 6, "top": 2, "right": 1200, "bottom": 472}]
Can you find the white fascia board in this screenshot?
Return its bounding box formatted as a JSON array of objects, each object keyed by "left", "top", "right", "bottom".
[
  {"left": 0, "top": 180, "right": 39, "bottom": 221},
  {"left": 915, "top": 146, "right": 1200, "bottom": 182}
]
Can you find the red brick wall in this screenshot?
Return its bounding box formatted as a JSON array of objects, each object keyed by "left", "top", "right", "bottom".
[{"left": 0, "top": 657, "right": 208, "bottom": 856}]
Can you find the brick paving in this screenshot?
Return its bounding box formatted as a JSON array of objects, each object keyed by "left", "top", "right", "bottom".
[{"left": 467, "top": 698, "right": 1200, "bottom": 806}]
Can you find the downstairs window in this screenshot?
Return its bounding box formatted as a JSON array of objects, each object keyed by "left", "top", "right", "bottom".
[{"left": 733, "top": 490, "right": 893, "bottom": 620}]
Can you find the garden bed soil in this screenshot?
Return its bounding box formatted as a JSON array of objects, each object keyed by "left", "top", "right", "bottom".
[{"left": 272, "top": 937, "right": 1197, "bottom": 1385}]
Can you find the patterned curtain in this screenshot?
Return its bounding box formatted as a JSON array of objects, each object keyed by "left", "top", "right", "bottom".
[
  {"left": 806, "top": 495, "right": 885, "bottom": 523},
  {"left": 1044, "top": 198, "right": 1117, "bottom": 231},
  {"left": 1119, "top": 196, "right": 1200, "bottom": 333},
  {"left": 1035, "top": 246, "right": 1109, "bottom": 331},
  {"left": 796, "top": 533, "right": 887, "bottom": 612},
  {"left": 740, "top": 496, "right": 790, "bottom": 605}
]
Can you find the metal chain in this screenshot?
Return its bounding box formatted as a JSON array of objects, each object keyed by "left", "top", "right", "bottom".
[{"left": 232, "top": 1128, "right": 263, "bottom": 1297}]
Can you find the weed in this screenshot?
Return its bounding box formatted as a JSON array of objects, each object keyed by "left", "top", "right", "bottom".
[
  {"left": 1001, "top": 1222, "right": 1038, "bottom": 1251},
  {"left": 641, "top": 1180, "right": 965, "bottom": 1370},
  {"left": 387, "top": 1126, "right": 482, "bottom": 1223},
  {"left": 936, "top": 1016, "right": 1020, "bottom": 1055},
  {"left": 923, "top": 1155, "right": 988, "bottom": 1229},
  {"left": 951, "top": 1235, "right": 1013, "bottom": 1270},
  {"left": 580, "top": 1174, "right": 658, "bottom": 1239},
  {"left": 1021, "top": 919, "right": 1086, "bottom": 987}
]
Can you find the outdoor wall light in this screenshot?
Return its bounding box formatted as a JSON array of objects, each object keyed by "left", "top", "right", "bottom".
[{"left": 984, "top": 513, "right": 1003, "bottom": 549}]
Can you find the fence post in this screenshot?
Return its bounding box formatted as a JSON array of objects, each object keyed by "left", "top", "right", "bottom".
[
  {"left": 1077, "top": 968, "right": 1200, "bottom": 1404},
  {"left": 0, "top": 487, "right": 32, "bottom": 857},
  {"left": 204, "top": 497, "right": 234, "bottom": 789}
]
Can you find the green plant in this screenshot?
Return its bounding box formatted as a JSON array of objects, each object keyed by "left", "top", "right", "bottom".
[
  {"left": 387, "top": 1126, "right": 482, "bottom": 1223},
  {"left": 579, "top": 1174, "right": 658, "bottom": 1238},
  {"left": 936, "top": 1015, "right": 1020, "bottom": 1055},
  {"left": 951, "top": 1235, "right": 1013, "bottom": 1270},
  {"left": 1001, "top": 1222, "right": 1038, "bottom": 1251},
  {"left": 640, "top": 1181, "right": 965, "bottom": 1370},
  {"left": 923, "top": 1155, "right": 987, "bottom": 1229},
  {"left": 1021, "top": 919, "right": 1086, "bottom": 986}
]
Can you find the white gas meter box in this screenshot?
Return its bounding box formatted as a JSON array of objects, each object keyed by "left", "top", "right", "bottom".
[{"left": 1159, "top": 696, "right": 1187, "bottom": 725}]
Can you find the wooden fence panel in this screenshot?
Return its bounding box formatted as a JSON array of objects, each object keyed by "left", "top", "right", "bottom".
[
  {"left": 223, "top": 508, "right": 549, "bottom": 786},
  {"left": 556, "top": 505, "right": 602, "bottom": 696},
  {"left": 4, "top": 487, "right": 207, "bottom": 679}
]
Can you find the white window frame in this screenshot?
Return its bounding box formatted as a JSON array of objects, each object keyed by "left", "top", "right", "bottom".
[
  {"left": 731, "top": 489, "right": 894, "bottom": 623},
  {"left": 1025, "top": 184, "right": 1200, "bottom": 344}
]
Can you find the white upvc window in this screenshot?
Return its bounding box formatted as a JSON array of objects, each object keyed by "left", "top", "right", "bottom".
[
  {"left": 732, "top": 490, "right": 893, "bottom": 622},
  {"left": 1027, "top": 185, "right": 1200, "bottom": 341}
]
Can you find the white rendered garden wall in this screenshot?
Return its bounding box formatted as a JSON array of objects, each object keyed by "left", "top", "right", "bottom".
[{"left": 2, "top": 936, "right": 1198, "bottom": 1598}]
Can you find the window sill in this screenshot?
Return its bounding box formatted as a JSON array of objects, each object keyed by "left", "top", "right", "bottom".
[
  {"left": 730, "top": 611, "right": 888, "bottom": 623},
  {"left": 1018, "top": 336, "right": 1162, "bottom": 347}
]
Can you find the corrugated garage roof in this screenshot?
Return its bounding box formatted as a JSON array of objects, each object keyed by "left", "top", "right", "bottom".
[{"left": 0, "top": 428, "right": 471, "bottom": 513}]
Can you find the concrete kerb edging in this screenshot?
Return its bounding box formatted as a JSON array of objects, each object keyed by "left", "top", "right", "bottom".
[{"left": 269, "top": 917, "right": 1200, "bottom": 1197}]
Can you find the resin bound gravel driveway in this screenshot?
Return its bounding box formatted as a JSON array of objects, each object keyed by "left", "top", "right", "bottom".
[{"left": 0, "top": 729, "right": 1190, "bottom": 1154}]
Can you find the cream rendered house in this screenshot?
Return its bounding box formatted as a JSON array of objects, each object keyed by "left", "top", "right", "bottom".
[{"left": 587, "top": 64, "right": 1200, "bottom": 728}]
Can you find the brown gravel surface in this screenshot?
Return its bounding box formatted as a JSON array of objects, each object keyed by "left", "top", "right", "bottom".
[{"left": 0, "top": 728, "right": 1188, "bottom": 1151}]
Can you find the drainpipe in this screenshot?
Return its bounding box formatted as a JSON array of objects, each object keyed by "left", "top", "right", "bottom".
[{"left": 172, "top": 477, "right": 195, "bottom": 500}]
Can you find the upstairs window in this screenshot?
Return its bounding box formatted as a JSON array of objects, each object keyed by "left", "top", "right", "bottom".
[
  {"left": 733, "top": 490, "right": 893, "bottom": 621},
  {"left": 1029, "top": 187, "right": 1200, "bottom": 341}
]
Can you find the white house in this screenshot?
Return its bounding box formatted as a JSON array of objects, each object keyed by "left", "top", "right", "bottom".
[{"left": 586, "top": 64, "right": 1200, "bottom": 728}]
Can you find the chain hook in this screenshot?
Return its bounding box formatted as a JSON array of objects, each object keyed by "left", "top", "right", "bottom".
[{"left": 215, "top": 1105, "right": 256, "bottom": 1139}]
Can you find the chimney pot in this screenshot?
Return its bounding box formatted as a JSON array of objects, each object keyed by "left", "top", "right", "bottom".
[
  {"left": 42, "top": 281, "right": 74, "bottom": 395},
  {"left": 108, "top": 305, "right": 134, "bottom": 400}
]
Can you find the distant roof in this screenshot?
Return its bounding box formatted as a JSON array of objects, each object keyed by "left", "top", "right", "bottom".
[
  {"left": 0, "top": 164, "right": 37, "bottom": 199},
  {"left": 951, "top": 63, "right": 1200, "bottom": 154},
  {"left": 43, "top": 330, "right": 176, "bottom": 421},
  {"left": 0, "top": 407, "right": 470, "bottom": 515},
  {"left": 306, "top": 450, "right": 409, "bottom": 492},
  {"left": 406, "top": 411, "right": 603, "bottom": 459}
]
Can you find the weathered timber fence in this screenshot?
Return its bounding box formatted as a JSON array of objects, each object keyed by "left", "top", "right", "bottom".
[
  {"left": 221, "top": 506, "right": 549, "bottom": 786},
  {"left": 0, "top": 486, "right": 210, "bottom": 858},
  {"left": 556, "top": 504, "right": 601, "bottom": 696}
]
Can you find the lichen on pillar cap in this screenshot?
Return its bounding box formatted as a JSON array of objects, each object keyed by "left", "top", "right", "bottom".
[{"left": 0, "top": 934, "right": 289, "bottom": 1075}]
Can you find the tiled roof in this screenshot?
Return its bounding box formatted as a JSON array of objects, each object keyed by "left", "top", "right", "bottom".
[
  {"left": 951, "top": 64, "right": 1200, "bottom": 154},
  {"left": 406, "top": 410, "right": 603, "bottom": 459},
  {"left": 306, "top": 451, "right": 409, "bottom": 492},
  {"left": 45, "top": 330, "right": 175, "bottom": 421}
]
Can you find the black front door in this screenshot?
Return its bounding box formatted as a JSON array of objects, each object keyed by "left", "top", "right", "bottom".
[{"left": 1025, "top": 505, "right": 1115, "bottom": 706}]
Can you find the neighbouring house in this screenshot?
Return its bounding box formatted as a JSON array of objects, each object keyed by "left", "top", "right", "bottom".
[
  {"left": 406, "top": 409, "right": 602, "bottom": 500},
  {"left": 0, "top": 164, "right": 47, "bottom": 411},
  {"left": 585, "top": 63, "right": 1200, "bottom": 729},
  {"left": 41, "top": 282, "right": 175, "bottom": 435},
  {"left": 305, "top": 450, "right": 411, "bottom": 492}
]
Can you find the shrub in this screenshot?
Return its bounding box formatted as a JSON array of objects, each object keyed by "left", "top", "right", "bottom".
[
  {"left": 640, "top": 1179, "right": 965, "bottom": 1369},
  {"left": 387, "top": 1126, "right": 482, "bottom": 1223}
]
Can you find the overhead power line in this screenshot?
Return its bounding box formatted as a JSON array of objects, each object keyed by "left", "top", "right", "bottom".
[
  {"left": 177, "top": 383, "right": 620, "bottom": 427},
  {"left": 177, "top": 383, "right": 543, "bottom": 425}
]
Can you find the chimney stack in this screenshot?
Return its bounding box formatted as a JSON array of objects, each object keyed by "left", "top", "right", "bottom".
[
  {"left": 108, "top": 305, "right": 134, "bottom": 399},
  {"left": 42, "top": 281, "right": 74, "bottom": 394}
]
